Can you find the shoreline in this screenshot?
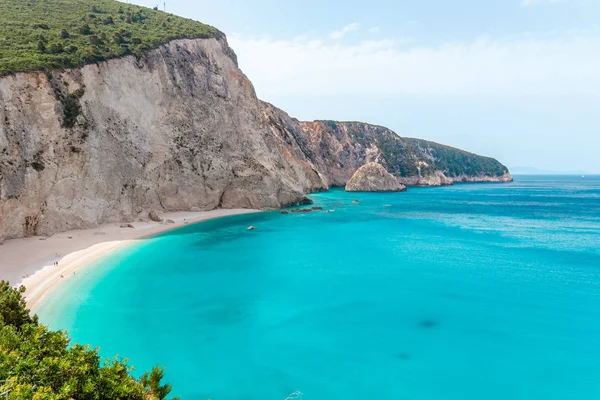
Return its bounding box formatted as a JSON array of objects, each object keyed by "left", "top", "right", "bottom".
[{"left": 0, "top": 209, "right": 260, "bottom": 311}]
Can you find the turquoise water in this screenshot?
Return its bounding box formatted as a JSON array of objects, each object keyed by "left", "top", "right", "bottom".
[{"left": 38, "top": 176, "right": 600, "bottom": 400}]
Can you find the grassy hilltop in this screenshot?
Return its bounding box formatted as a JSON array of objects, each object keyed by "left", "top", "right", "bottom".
[{"left": 0, "top": 0, "right": 220, "bottom": 76}]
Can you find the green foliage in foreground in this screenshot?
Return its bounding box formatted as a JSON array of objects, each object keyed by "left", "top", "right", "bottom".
[
  {"left": 0, "top": 281, "right": 177, "bottom": 399},
  {"left": 0, "top": 0, "right": 220, "bottom": 76}
]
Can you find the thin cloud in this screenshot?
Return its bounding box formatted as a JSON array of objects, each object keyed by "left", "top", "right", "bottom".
[
  {"left": 229, "top": 33, "right": 600, "bottom": 97},
  {"left": 521, "top": 0, "right": 564, "bottom": 6},
  {"left": 330, "top": 23, "right": 360, "bottom": 40}
]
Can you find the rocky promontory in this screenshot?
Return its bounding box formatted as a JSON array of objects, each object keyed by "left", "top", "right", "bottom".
[
  {"left": 345, "top": 163, "right": 407, "bottom": 192},
  {"left": 263, "top": 104, "right": 512, "bottom": 188},
  {"left": 0, "top": 1, "right": 512, "bottom": 241}
]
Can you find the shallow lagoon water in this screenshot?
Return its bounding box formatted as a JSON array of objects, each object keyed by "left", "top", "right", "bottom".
[{"left": 39, "top": 176, "right": 600, "bottom": 399}]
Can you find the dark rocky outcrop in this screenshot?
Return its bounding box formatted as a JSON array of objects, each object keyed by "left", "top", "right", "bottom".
[{"left": 148, "top": 210, "right": 163, "bottom": 223}]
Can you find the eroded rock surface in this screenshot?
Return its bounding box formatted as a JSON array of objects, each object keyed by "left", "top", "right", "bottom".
[
  {"left": 262, "top": 103, "right": 512, "bottom": 188},
  {"left": 345, "top": 163, "right": 406, "bottom": 192},
  {"left": 0, "top": 38, "right": 325, "bottom": 241}
]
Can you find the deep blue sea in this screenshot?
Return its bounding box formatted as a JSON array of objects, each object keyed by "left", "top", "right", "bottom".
[{"left": 38, "top": 176, "right": 600, "bottom": 400}]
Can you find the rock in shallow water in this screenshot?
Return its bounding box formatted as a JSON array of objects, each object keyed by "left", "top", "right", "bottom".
[{"left": 288, "top": 197, "right": 314, "bottom": 206}]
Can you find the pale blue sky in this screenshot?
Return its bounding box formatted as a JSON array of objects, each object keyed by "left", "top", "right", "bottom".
[{"left": 130, "top": 0, "right": 600, "bottom": 173}]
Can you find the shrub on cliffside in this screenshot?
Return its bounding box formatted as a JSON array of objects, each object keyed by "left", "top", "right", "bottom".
[{"left": 0, "top": 281, "right": 177, "bottom": 399}]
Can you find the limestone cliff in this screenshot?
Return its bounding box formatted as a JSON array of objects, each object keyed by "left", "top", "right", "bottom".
[
  {"left": 0, "top": 38, "right": 324, "bottom": 241},
  {"left": 345, "top": 163, "right": 406, "bottom": 192},
  {"left": 262, "top": 104, "right": 512, "bottom": 188},
  {"left": 0, "top": 36, "right": 511, "bottom": 242}
]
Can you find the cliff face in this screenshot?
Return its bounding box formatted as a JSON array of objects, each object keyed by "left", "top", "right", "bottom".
[
  {"left": 262, "top": 105, "right": 512, "bottom": 188},
  {"left": 0, "top": 38, "right": 324, "bottom": 241},
  {"left": 405, "top": 138, "right": 513, "bottom": 184},
  {"left": 0, "top": 37, "right": 511, "bottom": 241}
]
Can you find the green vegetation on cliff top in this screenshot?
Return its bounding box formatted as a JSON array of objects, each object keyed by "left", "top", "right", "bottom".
[
  {"left": 0, "top": 281, "right": 177, "bottom": 399},
  {"left": 0, "top": 0, "right": 220, "bottom": 76},
  {"left": 405, "top": 138, "right": 509, "bottom": 177},
  {"left": 315, "top": 120, "right": 509, "bottom": 178}
]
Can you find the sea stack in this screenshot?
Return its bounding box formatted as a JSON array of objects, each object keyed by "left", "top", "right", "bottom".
[{"left": 345, "top": 163, "right": 407, "bottom": 192}]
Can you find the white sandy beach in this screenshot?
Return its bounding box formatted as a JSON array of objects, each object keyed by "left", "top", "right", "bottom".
[{"left": 0, "top": 209, "right": 259, "bottom": 310}]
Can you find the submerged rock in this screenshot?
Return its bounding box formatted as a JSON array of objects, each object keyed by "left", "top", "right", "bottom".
[
  {"left": 346, "top": 163, "right": 407, "bottom": 193},
  {"left": 291, "top": 209, "right": 313, "bottom": 213},
  {"left": 419, "top": 319, "right": 439, "bottom": 329}
]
